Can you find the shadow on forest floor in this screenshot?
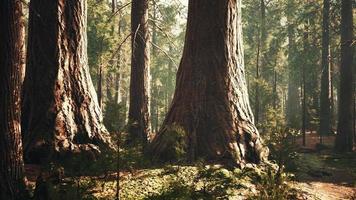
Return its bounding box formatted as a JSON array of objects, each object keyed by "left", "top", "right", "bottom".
[
  {"left": 290, "top": 133, "right": 356, "bottom": 199},
  {"left": 23, "top": 132, "right": 356, "bottom": 199}
]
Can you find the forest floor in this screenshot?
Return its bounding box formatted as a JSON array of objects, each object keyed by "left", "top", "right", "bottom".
[
  {"left": 24, "top": 133, "right": 356, "bottom": 199},
  {"left": 293, "top": 133, "right": 356, "bottom": 200}
]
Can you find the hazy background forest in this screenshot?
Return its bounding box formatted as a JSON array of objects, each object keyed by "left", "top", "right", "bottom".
[
  {"left": 86, "top": 0, "right": 354, "bottom": 141},
  {"left": 0, "top": 0, "right": 355, "bottom": 199}
]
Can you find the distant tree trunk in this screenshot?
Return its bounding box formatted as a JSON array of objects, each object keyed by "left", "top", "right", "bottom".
[
  {"left": 273, "top": 58, "right": 278, "bottom": 109},
  {"left": 112, "top": 0, "right": 116, "bottom": 13},
  {"left": 115, "top": 14, "right": 123, "bottom": 105},
  {"left": 151, "top": 2, "right": 159, "bottom": 133},
  {"left": 128, "top": 0, "right": 151, "bottom": 142},
  {"left": 0, "top": 0, "right": 28, "bottom": 199},
  {"left": 335, "top": 0, "right": 354, "bottom": 152},
  {"left": 23, "top": 0, "right": 114, "bottom": 163},
  {"left": 148, "top": 0, "right": 268, "bottom": 166},
  {"left": 106, "top": 74, "right": 113, "bottom": 102},
  {"left": 167, "top": 45, "right": 175, "bottom": 108},
  {"left": 320, "top": 0, "right": 332, "bottom": 137},
  {"left": 302, "top": 19, "right": 309, "bottom": 146},
  {"left": 254, "top": 37, "right": 260, "bottom": 124},
  {"left": 330, "top": 50, "right": 335, "bottom": 130},
  {"left": 97, "top": 58, "right": 103, "bottom": 109},
  {"left": 254, "top": 0, "right": 267, "bottom": 124},
  {"left": 286, "top": 0, "right": 300, "bottom": 129}
]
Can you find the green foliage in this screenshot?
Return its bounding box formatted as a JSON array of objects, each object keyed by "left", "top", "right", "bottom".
[
  {"left": 247, "top": 164, "right": 297, "bottom": 200},
  {"left": 104, "top": 101, "right": 126, "bottom": 132},
  {"left": 145, "top": 164, "right": 247, "bottom": 200},
  {"left": 119, "top": 143, "right": 151, "bottom": 169},
  {"left": 149, "top": 2, "right": 186, "bottom": 132},
  {"left": 160, "top": 125, "right": 188, "bottom": 162},
  {"left": 88, "top": 0, "right": 118, "bottom": 72},
  {"left": 190, "top": 165, "right": 246, "bottom": 199},
  {"left": 261, "top": 107, "right": 299, "bottom": 171}
]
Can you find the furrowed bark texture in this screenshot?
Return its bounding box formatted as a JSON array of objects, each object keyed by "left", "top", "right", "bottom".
[
  {"left": 0, "top": 0, "right": 27, "bottom": 199},
  {"left": 128, "top": 0, "right": 151, "bottom": 142},
  {"left": 320, "top": 0, "right": 332, "bottom": 135},
  {"left": 148, "top": 0, "right": 268, "bottom": 166},
  {"left": 23, "top": 0, "right": 113, "bottom": 162},
  {"left": 335, "top": 0, "right": 354, "bottom": 152}
]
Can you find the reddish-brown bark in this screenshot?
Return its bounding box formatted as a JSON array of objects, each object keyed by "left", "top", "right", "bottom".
[
  {"left": 23, "top": 0, "right": 113, "bottom": 163},
  {"left": 148, "top": 0, "right": 268, "bottom": 166},
  {"left": 335, "top": 0, "right": 354, "bottom": 152},
  {"left": 0, "top": 0, "right": 28, "bottom": 199},
  {"left": 128, "top": 0, "right": 151, "bottom": 142}
]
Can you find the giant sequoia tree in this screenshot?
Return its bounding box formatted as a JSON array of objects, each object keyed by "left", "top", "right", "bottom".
[
  {"left": 148, "top": 0, "right": 267, "bottom": 166},
  {"left": 22, "top": 0, "right": 113, "bottom": 162},
  {"left": 335, "top": 0, "right": 354, "bottom": 152},
  {"left": 0, "top": 0, "right": 27, "bottom": 198},
  {"left": 128, "top": 0, "right": 151, "bottom": 142}
]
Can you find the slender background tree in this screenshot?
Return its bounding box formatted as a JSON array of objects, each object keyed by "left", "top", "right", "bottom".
[
  {"left": 128, "top": 0, "right": 151, "bottom": 143},
  {"left": 335, "top": 0, "right": 354, "bottom": 152},
  {"left": 320, "top": 0, "right": 332, "bottom": 139}
]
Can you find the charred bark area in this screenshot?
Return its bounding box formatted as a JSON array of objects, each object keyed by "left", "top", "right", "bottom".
[
  {"left": 128, "top": 0, "right": 151, "bottom": 143},
  {"left": 148, "top": 0, "right": 268, "bottom": 166},
  {"left": 0, "top": 0, "right": 28, "bottom": 199},
  {"left": 335, "top": 0, "right": 354, "bottom": 152},
  {"left": 22, "top": 0, "right": 113, "bottom": 163}
]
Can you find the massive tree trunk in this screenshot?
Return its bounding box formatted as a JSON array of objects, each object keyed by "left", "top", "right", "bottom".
[
  {"left": 128, "top": 0, "right": 151, "bottom": 142},
  {"left": 0, "top": 0, "right": 28, "bottom": 199},
  {"left": 22, "top": 0, "right": 113, "bottom": 163},
  {"left": 335, "top": 0, "right": 354, "bottom": 152},
  {"left": 319, "top": 0, "right": 332, "bottom": 136},
  {"left": 148, "top": 0, "right": 268, "bottom": 166}
]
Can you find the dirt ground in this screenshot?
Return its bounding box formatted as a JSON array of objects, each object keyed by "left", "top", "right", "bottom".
[{"left": 294, "top": 132, "right": 356, "bottom": 200}]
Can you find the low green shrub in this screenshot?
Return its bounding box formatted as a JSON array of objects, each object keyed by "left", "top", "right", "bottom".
[
  {"left": 260, "top": 106, "right": 300, "bottom": 171},
  {"left": 246, "top": 164, "right": 298, "bottom": 200}
]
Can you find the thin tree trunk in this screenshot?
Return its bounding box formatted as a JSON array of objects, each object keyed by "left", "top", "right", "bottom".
[
  {"left": 273, "top": 67, "right": 277, "bottom": 109},
  {"left": 128, "top": 0, "right": 151, "bottom": 143},
  {"left": 112, "top": 0, "right": 116, "bottom": 13},
  {"left": 106, "top": 74, "right": 113, "bottom": 102},
  {"left": 151, "top": 2, "right": 158, "bottom": 133},
  {"left": 23, "top": 0, "right": 114, "bottom": 163},
  {"left": 0, "top": 0, "right": 28, "bottom": 199},
  {"left": 115, "top": 13, "right": 123, "bottom": 105},
  {"left": 286, "top": 0, "right": 300, "bottom": 129},
  {"left": 255, "top": 37, "right": 260, "bottom": 124},
  {"left": 320, "top": 0, "right": 332, "bottom": 137},
  {"left": 330, "top": 49, "right": 335, "bottom": 131},
  {"left": 302, "top": 9, "right": 310, "bottom": 146},
  {"left": 302, "top": 24, "right": 308, "bottom": 146},
  {"left": 254, "top": 0, "right": 267, "bottom": 125},
  {"left": 148, "top": 0, "right": 268, "bottom": 166},
  {"left": 335, "top": 0, "right": 354, "bottom": 152},
  {"left": 98, "top": 58, "right": 103, "bottom": 109}
]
